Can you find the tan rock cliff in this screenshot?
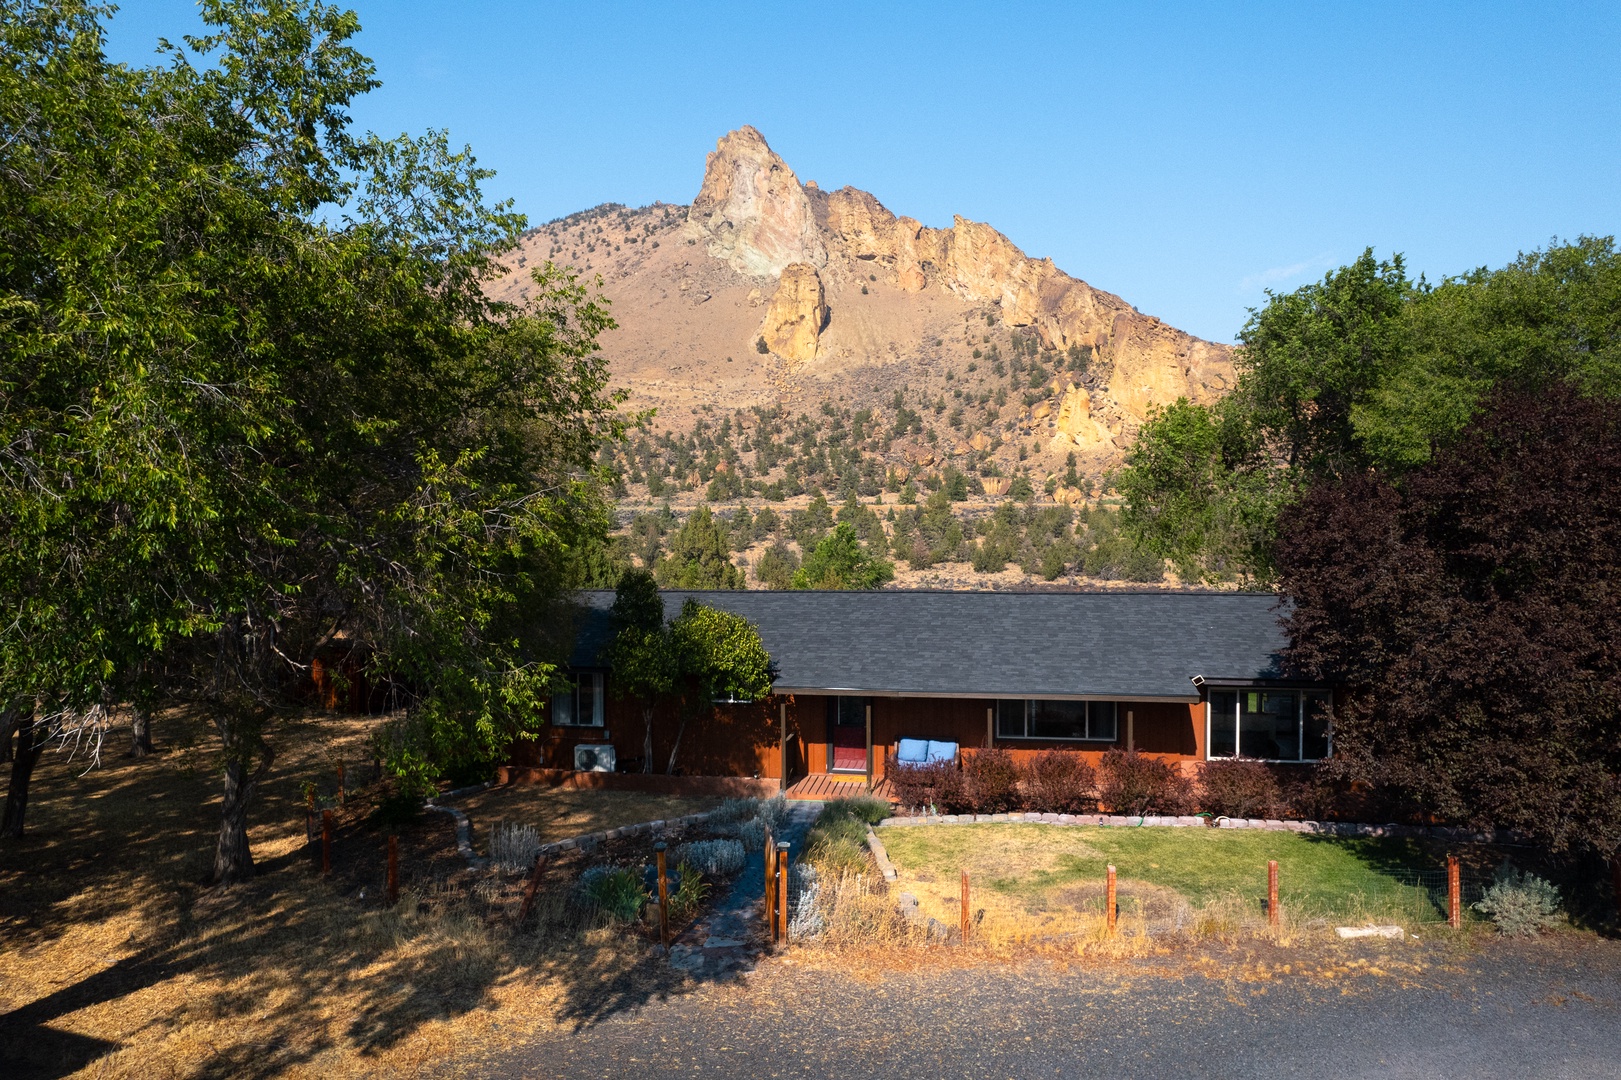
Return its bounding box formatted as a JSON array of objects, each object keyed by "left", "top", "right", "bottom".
[
  {"left": 688, "top": 126, "right": 825, "bottom": 277},
  {"left": 684, "top": 127, "right": 1232, "bottom": 424},
  {"left": 760, "top": 263, "right": 827, "bottom": 363}
]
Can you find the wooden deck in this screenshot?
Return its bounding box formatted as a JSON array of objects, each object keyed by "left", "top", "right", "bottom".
[{"left": 784, "top": 772, "right": 896, "bottom": 803}]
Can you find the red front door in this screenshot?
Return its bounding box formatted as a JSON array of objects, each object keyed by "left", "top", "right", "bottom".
[{"left": 831, "top": 697, "right": 867, "bottom": 772}]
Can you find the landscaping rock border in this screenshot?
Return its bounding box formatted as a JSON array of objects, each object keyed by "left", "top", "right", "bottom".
[
  {"left": 877, "top": 812, "right": 1518, "bottom": 845},
  {"left": 865, "top": 825, "right": 898, "bottom": 882},
  {"left": 533, "top": 810, "right": 722, "bottom": 862},
  {"left": 425, "top": 783, "right": 726, "bottom": 872}
]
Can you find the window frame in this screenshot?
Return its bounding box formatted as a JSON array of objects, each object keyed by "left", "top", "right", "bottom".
[
  {"left": 552, "top": 671, "right": 605, "bottom": 728},
  {"left": 995, "top": 699, "right": 1119, "bottom": 743},
  {"left": 1204, "top": 687, "right": 1332, "bottom": 763}
]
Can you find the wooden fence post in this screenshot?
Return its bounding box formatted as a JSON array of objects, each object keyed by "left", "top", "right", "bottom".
[
  {"left": 775, "top": 841, "right": 790, "bottom": 943},
  {"left": 655, "top": 842, "right": 670, "bottom": 950},
  {"left": 305, "top": 786, "right": 315, "bottom": 843},
  {"left": 1268, "top": 860, "right": 1280, "bottom": 927},
  {"left": 321, "top": 809, "right": 333, "bottom": 876},
  {"left": 960, "top": 870, "right": 971, "bottom": 943},
  {"left": 1106, "top": 865, "right": 1117, "bottom": 933},
  {"left": 764, "top": 827, "right": 776, "bottom": 927},
  {"left": 1447, "top": 854, "right": 1462, "bottom": 929},
  {"left": 386, "top": 834, "right": 398, "bottom": 904},
  {"left": 518, "top": 854, "right": 548, "bottom": 923},
  {"left": 337, "top": 762, "right": 345, "bottom": 806}
]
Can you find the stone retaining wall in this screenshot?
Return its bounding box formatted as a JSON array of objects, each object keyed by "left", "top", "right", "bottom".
[
  {"left": 877, "top": 811, "right": 1515, "bottom": 844},
  {"left": 495, "top": 767, "right": 778, "bottom": 799},
  {"left": 530, "top": 810, "right": 722, "bottom": 863}
]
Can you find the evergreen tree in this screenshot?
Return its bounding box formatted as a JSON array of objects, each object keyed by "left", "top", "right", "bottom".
[{"left": 656, "top": 507, "right": 744, "bottom": 589}]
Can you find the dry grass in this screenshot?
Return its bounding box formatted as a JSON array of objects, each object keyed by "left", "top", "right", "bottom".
[
  {"left": 452, "top": 784, "right": 722, "bottom": 852},
  {"left": 785, "top": 822, "right": 1493, "bottom": 971},
  {"left": 0, "top": 712, "right": 700, "bottom": 1079}
]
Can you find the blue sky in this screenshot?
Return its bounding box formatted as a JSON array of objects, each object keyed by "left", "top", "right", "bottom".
[{"left": 106, "top": 2, "right": 1620, "bottom": 344}]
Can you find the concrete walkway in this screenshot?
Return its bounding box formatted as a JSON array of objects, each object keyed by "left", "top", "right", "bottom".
[{"left": 667, "top": 800, "right": 821, "bottom": 979}]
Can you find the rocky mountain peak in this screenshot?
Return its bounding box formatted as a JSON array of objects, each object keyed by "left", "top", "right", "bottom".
[
  {"left": 492, "top": 126, "right": 1235, "bottom": 476},
  {"left": 688, "top": 126, "right": 826, "bottom": 277}
]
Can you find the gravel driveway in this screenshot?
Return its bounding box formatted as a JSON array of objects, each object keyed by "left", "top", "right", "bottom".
[{"left": 459, "top": 936, "right": 1621, "bottom": 1079}]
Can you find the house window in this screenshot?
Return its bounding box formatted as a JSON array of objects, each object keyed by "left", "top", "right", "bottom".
[
  {"left": 996, "top": 699, "right": 1118, "bottom": 741},
  {"left": 553, "top": 672, "right": 604, "bottom": 727},
  {"left": 1206, "top": 688, "right": 1331, "bottom": 762}
]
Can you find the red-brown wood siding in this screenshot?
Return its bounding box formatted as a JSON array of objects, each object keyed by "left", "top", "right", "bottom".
[{"left": 509, "top": 691, "right": 1206, "bottom": 779}]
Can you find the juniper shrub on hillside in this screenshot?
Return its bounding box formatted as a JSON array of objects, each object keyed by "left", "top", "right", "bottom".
[{"left": 1097, "top": 749, "right": 1195, "bottom": 815}]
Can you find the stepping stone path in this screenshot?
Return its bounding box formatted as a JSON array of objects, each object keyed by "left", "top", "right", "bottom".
[{"left": 667, "top": 800, "right": 821, "bottom": 979}]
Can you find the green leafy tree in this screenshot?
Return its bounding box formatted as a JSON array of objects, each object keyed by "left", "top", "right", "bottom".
[
  {"left": 1121, "top": 241, "right": 1621, "bottom": 581},
  {"left": 791, "top": 524, "right": 894, "bottom": 590},
  {"left": 601, "top": 569, "right": 678, "bottom": 774},
  {"left": 656, "top": 506, "right": 743, "bottom": 589},
  {"left": 663, "top": 599, "right": 775, "bottom": 774},
  {"left": 0, "top": 2, "right": 622, "bottom": 875}
]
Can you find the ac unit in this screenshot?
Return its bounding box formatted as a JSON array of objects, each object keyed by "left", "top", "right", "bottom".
[{"left": 574, "top": 743, "right": 616, "bottom": 773}]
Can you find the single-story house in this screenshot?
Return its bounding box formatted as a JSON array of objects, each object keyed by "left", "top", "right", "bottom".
[{"left": 507, "top": 589, "right": 1330, "bottom": 796}]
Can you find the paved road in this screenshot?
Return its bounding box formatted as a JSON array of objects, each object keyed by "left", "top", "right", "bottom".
[{"left": 469, "top": 938, "right": 1621, "bottom": 1079}]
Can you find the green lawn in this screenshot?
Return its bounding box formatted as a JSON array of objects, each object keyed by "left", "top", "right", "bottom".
[{"left": 880, "top": 824, "right": 1454, "bottom": 926}]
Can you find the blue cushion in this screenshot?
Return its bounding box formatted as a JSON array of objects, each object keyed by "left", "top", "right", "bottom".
[
  {"left": 896, "top": 738, "right": 929, "bottom": 765},
  {"left": 925, "top": 740, "right": 958, "bottom": 764}
]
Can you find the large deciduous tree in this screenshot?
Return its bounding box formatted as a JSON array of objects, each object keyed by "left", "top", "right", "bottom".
[
  {"left": 1122, "top": 241, "right": 1621, "bottom": 582},
  {"left": 0, "top": 2, "right": 623, "bottom": 876},
  {"left": 663, "top": 599, "right": 774, "bottom": 775},
  {"left": 601, "top": 576, "right": 774, "bottom": 776},
  {"left": 1275, "top": 385, "right": 1621, "bottom": 855},
  {"left": 603, "top": 569, "right": 679, "bottom": 774}
]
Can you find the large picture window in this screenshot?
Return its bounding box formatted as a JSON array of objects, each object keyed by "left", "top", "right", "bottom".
[
  {"left": 996, "top": 699, "right": 1118, "bottom": 741},
  {"left": 553, "top": 672, "right": 604, "bottom": 727},
  {"left": 1207, "top": 689, "right": 1331, "bottom": 762}
]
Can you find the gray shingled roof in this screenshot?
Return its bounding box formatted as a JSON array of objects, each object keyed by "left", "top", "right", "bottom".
[{"left": 568, "top": 590, "right": 1287, "bottom": 702}]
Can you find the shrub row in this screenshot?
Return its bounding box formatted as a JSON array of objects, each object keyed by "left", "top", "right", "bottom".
[{"left": 888, "top": 751, "right": 1331, "bottom": 818}]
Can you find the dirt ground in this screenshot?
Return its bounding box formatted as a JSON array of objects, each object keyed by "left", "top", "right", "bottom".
[{"left": 0, "top": 711, "right": 697, "bottom": 1080}]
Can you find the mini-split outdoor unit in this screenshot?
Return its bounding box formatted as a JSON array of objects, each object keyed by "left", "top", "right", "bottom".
[{"left": 574, "top": 743, "right": 616, "bottom": 773}]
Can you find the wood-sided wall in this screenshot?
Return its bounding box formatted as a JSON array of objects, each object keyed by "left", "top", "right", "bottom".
[{"left": 508, "top": 692, "right": 1205, "bottom": 780}]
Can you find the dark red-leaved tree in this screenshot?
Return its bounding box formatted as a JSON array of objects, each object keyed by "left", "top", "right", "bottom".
[{"left": 1276, "top": 385, "right": 1621, "bottom": 854}]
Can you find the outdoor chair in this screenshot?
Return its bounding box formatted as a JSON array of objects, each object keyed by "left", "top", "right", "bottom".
[{"left": 895, "top": 738, "right": 959, "bottom": 766}]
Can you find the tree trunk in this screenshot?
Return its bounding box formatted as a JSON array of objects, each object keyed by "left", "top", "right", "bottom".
[
  {"left": 211, "top": 717, "right": 275, "bottom": 885},
  {"left": 641, "top": 705, "right": 656, "bottom": 774},
  {"left": 3, "top": 711, "right": 48, "bottom": 838},
  {"left": 128, "top": 706, "right": 154, "bottom": 758},
  {"left": 0, "top": 705, "right": 17, "bottom": 765},
  {"left": 665, "top": 703, "right": 692, "bottom": 776}
]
